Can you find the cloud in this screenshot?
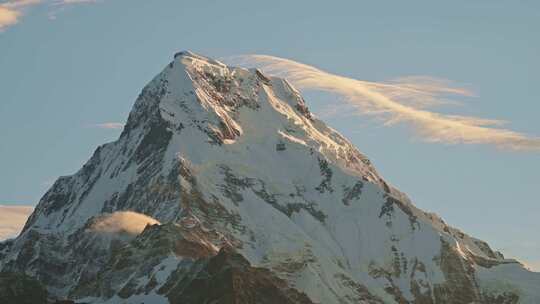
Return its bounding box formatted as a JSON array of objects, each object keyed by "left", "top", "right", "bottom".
[
  {"left": 0, "top": 0, "right": 100, "bottom": 30},
  {"left": 88, "top": 211, "right": 160, "bottom": 235},
  {"left": 518, "top": 258, "right": 540, "bottom": 272},
  {"left": 0, "top": 207, "right": 157, "bottom": 240},
  {"left": 0, "top": 0, "right": 43, "bottom": 30},
  {"left": 0, "top": 6, "right": 19, "bottom": 30},
  {"left": 226, "top": 55, "right": 540, "bottom": 151},
  {"left": 90, "top": 122, "right": 124, "bottom": 130},
  {"left": 0, "top": 205, "right": 34, "bottom": 240},
  {"left": 530, "top": 261, "right": 540, "bottom": 273}
]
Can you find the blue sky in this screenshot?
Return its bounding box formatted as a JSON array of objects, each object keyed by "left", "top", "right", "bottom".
[{"left": 0, "top": 0, "right": 539, "bottom": 269}]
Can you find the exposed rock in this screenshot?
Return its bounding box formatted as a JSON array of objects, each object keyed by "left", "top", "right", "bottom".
[
  {"left": 164, "top": 247, "right": 315, "bottom": 304},
  {"left": 0, "top": 272, "right": 48, "bottom": 304},
  {"left": 1, "top": 51, "right": 538, "bottom": 304}
]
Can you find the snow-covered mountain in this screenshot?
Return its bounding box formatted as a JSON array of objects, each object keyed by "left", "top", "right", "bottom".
[{"left": 1, "top": 51, "right": 538, "bottom": 304}]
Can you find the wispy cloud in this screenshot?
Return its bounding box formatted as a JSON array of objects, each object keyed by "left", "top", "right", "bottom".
[
  {"left": 0, "top": 0, "right": 101, "bottom": 30},
  {"left": 0, "top": 6, "right": 19, "bottom": 30},
  {"left": 0, "top": 0, "right": 42, "bottom": 32},
  {"left": 226, "top": 55, "right": 540, "bottom": 151},
  {"left": 501, "top": 241, "right": 540, "bottom": 272},
  {"left": 0, "top": 0, "right": 42, "bottom": 30},
  {"left": 523, "top": 260, "right": 540, "bottom": 272},
  {"left": 89, "top": 122, "right": 124, "bottom": 130},
  {"left": 0, "top": 205, "right": 34, "bottom": 240}
]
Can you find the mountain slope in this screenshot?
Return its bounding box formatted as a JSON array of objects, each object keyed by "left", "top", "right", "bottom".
[{"left": 1, "top": 51, "right": 538, "bottom": 304}]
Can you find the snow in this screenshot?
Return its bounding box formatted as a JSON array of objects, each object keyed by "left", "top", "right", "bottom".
[
  {"left": 477, "top": 263, "right": 540, "bottom": 303},
  {"left": 5, "top": 51, "right": 539, "bottom": 303}
]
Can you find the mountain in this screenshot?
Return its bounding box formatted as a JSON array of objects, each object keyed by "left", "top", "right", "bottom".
[{"left": 1, "top": 51, "right": 538, "bottom": 304}]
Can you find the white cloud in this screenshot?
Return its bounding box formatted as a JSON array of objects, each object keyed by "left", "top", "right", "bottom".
[
  {"left": 88, "top": 211, "right": 160, "bottom": 235},
  {"left": 226, "top": 55, "right": 540, "bottom": 151},
  {"left": 0, "top": 207, "right": 157, "bottom": 240},
  {"left": 0, "top": 0, "right": 101, "bottom": 31},
  {"left": 0, "top": 205, "right": 34, "bottom": 240},
  {"left": 90, "top": 122, "right": 124, "bottom": 130},
  {"left": 520, "top": 259, "right": 540, "bottom": 272}
]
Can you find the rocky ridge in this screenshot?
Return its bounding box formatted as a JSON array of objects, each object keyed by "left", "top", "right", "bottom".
[{"left": 0, "top": 51, "right": 538, "bottom": 303}]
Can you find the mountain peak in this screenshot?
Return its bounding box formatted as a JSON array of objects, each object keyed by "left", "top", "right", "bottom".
[
  {"left": 173, "top": 50, "right": 227, "bottom": 69},
  {"left": 2, "top": 52, "right": 539, "bottom": 304}
]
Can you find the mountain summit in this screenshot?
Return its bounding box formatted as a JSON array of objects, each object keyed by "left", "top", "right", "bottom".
[{"left": 1, "top": 51, "right": 538, "bottom": 303}]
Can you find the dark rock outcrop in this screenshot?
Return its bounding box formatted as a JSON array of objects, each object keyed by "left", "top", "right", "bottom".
[
  {"left": 0, "top": 272, "right": 48, "bottom": 304},
  {"left": 165, "top": 247, "right": 315, "bottom": 304}
]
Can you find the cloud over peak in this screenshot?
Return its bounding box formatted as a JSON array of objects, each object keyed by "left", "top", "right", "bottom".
[{"left": 226, "top": 55, "right": 540, "bottom": 151}]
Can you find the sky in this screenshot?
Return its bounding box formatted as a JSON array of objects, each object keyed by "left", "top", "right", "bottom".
[{"left": 0, "top": 0, "right": 539, "bottom": 270}]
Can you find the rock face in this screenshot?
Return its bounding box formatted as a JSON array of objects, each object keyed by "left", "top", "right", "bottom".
[
  {"left": 164, "top": 246, "right": 315, "bottom": 304},
  {"left": 0, "top": 272, "right": 48, "bottom": 304},
  {"left": 1, "top": 51, "right": 539, "bottom": 303}
]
